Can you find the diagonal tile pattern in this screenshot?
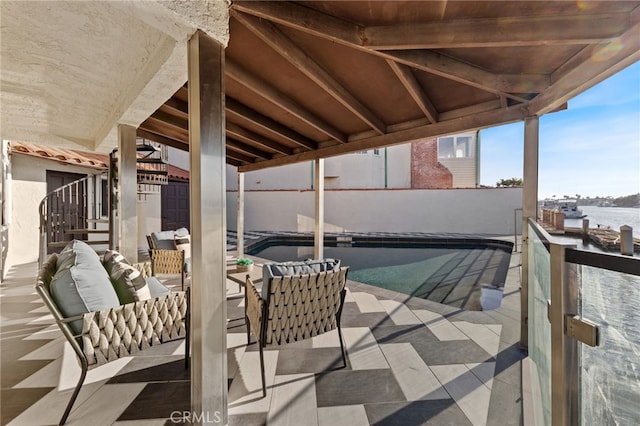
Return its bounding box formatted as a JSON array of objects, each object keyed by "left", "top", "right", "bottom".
[{"left": 2, "top": 236, "right": 524, "bottom": 425}]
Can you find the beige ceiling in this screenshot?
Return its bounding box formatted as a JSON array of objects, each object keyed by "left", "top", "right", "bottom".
[{"left": 2, "top": 1, "right": 639, "bottom": 169}]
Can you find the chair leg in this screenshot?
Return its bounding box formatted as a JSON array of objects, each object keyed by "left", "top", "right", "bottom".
[
  {"left": 337, "top": 324, "right": 347, "bottom": 368},
  {"left": 258, "top": 340, "right": 266, "bottom": 398},
  {"left": 59, "top": 359, "right": 88, "bottom": 425}
]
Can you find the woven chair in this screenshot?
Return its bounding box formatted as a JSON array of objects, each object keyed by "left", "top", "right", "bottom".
[
  {"left": 146, "top": 234, "right": 189, "bottom": 290},
  {"left": 36, "top": 254, "right": 190, "bottom": 425},
  {"left": 245, "top": 266, "right": 349, "bottom": 397}
]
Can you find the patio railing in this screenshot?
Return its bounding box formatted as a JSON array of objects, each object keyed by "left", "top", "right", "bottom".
[{"left": 527, "top": 218, "right": 639, "bottom": 425}]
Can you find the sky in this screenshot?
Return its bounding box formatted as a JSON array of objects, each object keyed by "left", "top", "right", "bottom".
[{"left": 479, "top": 61, "right": 640, "bottom": 200}]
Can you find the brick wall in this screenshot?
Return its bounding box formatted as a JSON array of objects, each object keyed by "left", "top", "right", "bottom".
[{"left": 410, "top": 139, "right": 453, "bottom": 189}]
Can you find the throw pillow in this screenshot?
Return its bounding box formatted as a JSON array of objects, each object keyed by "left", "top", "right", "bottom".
[
  {"left": 50, "top": 240, "right": 120, "bottom": 334},
  {"left": 109, "top": 260, "right": 151, "bottom": 304},
  {"left": 174, "top": 234, "right": 191, "bottom": 260},
  {"left": 102, "top": 249, "right": 130, "bottom": 275}
]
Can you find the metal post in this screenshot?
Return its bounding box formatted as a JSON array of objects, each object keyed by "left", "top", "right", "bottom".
[
  {"left": 237, "top": 172, "right": 244, "bottom": 259},
  {"left": 314, "top": 158, "right": 324, "bottom": 259},
  {"left": 521, "top": 116, "right": 539, "bottom": 349},
  {"left": 188, "top": 30, "right": 227, "bottom": 425},
  {"left": 117, "top": 124, "right": 138, "bottom": 263},
  {"left": 549, "top": 241, "right": 579, "bottom": 426}
]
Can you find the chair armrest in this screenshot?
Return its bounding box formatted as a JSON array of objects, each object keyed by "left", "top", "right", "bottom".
[
  {"left": 149, "top": 249, "right": 184, "bottom": 275},
  {"left": 245, "top": 277, "right": 264, "bottom": 341},
  {"left": 80, "top": 291, "right": 188, "bottom": 367}
]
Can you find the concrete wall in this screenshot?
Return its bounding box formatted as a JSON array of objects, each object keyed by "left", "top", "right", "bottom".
[{"left": 227, "top": 187, "right": 523, "bottom": 235}]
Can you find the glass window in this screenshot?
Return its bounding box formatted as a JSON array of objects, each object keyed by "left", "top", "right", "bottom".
[
  {"left": 438, "top": 137, "right": 454, "bottom": 158},
  {"left": 438, "top": 135, "right": 474, "bottom": 159},
  {"left": 456, "top": 136, "right": 471, "bottom": 158}
]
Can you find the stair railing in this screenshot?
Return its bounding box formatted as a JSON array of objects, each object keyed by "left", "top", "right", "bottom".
[{"left": 38, "top": 174, "right": 106, "bottom": 268}]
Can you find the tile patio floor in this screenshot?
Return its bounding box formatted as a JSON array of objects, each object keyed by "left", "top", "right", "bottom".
[{"left": 1, "top": 237, "right": 525, "bottom": 426}]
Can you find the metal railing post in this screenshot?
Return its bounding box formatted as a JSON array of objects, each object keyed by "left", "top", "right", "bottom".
[{"left": 549, "top": 241, "right": 578, "bottom": 425}]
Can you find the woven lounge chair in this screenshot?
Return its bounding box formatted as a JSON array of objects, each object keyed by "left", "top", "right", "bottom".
[
  {"left": 146, "top": 228, "right": 190, "bottom": 290},
  {"left": 37, "top": 246, "right": 189, "bottom": 425},
  {"left": 244, "top": 263, "right": 349, "bottom": 397}
]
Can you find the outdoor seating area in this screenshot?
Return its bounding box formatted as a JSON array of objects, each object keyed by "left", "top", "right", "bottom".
[
  {"left": 34, "top": 240, "right": 189, "bottom": 425},
  {"left": 1, "top": 233, "right": 524, "bottom": 425}
]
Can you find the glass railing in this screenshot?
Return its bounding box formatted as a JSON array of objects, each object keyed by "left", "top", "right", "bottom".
[
  {"left": 527, "top": 222, "right": 552, "bottom": 425},
  {"left": 527, "top": 218, "right": 640, "bottom": 425},
  {"left": 570, "top": 251, "right": 640, "bottom": 425}
]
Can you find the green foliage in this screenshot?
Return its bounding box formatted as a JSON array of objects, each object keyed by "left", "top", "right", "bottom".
[
  {"left": 496, "top": 177, "right": 523, "bottom": 187},
  {"left": 236, "top": 258, "right": 253, "bottom": 266}
]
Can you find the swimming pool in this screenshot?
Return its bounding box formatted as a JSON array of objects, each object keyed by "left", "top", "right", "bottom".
[{"left": 247, "top": 236, "right": 513, "bottom": 311}]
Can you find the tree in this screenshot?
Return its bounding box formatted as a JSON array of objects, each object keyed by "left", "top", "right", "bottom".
[{"left": 496, "top": 177, "right": 523, "bottom": 187}]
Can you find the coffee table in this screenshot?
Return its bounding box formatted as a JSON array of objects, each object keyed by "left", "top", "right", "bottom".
[{"left": 227, "top": 263, "right": 263, "bottom": 292}]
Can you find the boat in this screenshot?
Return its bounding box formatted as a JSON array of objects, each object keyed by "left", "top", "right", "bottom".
[{"left": 541, "top": 199, "right": 587, "bottom": 219}]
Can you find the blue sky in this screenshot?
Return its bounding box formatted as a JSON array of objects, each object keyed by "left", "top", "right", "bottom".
[{"left": 480, "top": 61, "right": 640, "bottom": 199}]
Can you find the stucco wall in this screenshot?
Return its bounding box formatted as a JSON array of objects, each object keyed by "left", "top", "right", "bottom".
[
  {"left": 6, "top": 154, "right": 161, "bottom": 270},
  {"left": 227, "top": 187, "right": 523, "bottom": 235},
  {"left": 6, "top": 155, "right": 105, "bottom": 268}
]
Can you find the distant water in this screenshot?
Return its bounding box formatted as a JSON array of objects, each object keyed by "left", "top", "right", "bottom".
[{"left": 564, "top": 206, "right": 640, "bottom": 237}]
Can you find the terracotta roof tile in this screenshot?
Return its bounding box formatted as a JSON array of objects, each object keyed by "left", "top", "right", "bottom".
[{"left": 9, "top": 141, "right": 190, "bottom": 181}]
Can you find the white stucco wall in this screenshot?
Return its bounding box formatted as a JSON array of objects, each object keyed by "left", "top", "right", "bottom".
[
  {"left": 5, "top": 155, "right": 104, "bottom": 268},
  {"left": 227, "top": 187, "right": 523, "bottom": 235},
  {"left": 5, "top": 154, "right": 163, "bottom": 270}
]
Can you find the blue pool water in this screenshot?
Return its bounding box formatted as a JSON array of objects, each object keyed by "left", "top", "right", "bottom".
[{"left": 248, "top": 238, "right": 513, "bottom": 311}]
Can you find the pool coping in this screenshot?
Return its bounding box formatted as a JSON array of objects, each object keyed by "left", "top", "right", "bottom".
[{"left": 244, "top": 232, "right": 515, "bottom": 254}]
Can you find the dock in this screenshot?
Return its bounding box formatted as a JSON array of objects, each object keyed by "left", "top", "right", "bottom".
[{"left": 538, "top": 208, "right": 640, "bottom": 253}]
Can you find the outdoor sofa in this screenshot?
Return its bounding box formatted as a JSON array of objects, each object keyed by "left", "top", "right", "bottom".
[{"left": 36, "top": 240, "right": 189, "bottom": 425}]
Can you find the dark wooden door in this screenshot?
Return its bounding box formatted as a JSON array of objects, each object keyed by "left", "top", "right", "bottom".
[
  {"left": 45, "top": 170, "right": 87, "bottom": 250},
  {"left": 161, "top": 181, "right": 190, "bottom": 231}
]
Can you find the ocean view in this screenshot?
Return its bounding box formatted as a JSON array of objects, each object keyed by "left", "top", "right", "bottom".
[{"left": 564, "top": 206, "right": 640, "bottom": 238}]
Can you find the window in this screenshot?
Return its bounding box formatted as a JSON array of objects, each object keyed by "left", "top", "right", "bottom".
[
  {"left": 438, "top": 135, "right": 474, "bottom": 158},
  {"left": 373, "top": 148, "right": 381, "bottom": 155}
]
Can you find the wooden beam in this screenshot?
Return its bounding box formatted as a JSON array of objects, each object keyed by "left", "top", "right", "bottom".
[
  {"left": 161, "top": 97, "right": 189, "bottom": 117},
  {"left": 529, "top": 20, "right": 640, "bottom": 115},
  {"left": 232, "top": 1, "right": 363, "bottom": 51},
  {"left": 139, "top": 119, "right": 189, "bottom": 144},
  {"left": 234, "top": 2, "right": 629, "bottom": 48},
  {"left": 226, "top": 137, "right": 271, "bottom": 160},
  {"left": 232, "top": 1, "right": 550, "bottom": 96},
  {"left": 137, "top": 128, "right": 189, "bottom": 151},
  {"left": 239, "top": 103, "right": 530, "bottom": 172},
  {"left": 386, "top": 50, "right": 538, "bottom": 103},
  {"left": 226, "top": 59, "right": 347, "bottom": 143},
  {"left": 150, "top": 109, "right": 189, "bottom": 132},
  {"left": 226, "top": 148, "right": 256, "bottom": 164},
  {"left": 363, "top": 14, "right": 631, "bottom": 50},
  {"left": 226, "top": 98, "right": 317, "bottom": 151},
  {"left": 232, "top": 10, "right": 387, "bottom": 135},
  {"left": 386, "top": 59, "right": 438, "bottom": 123},
  {"left": 226, "top": 121, "right": 293, "bottom": 156}
]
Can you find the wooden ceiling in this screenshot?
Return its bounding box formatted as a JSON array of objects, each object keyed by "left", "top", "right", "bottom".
[{"left": 137, "top": 1, "right": 640, "bottom": 172}]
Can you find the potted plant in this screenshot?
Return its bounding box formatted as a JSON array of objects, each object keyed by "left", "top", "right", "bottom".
[{"left": 236, "top": 257, "right": 254, "bottom": 272}]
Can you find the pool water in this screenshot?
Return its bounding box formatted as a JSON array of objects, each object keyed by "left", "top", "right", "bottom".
[{"left": 248, "top": 239, "right": 513, "bottom": 311}]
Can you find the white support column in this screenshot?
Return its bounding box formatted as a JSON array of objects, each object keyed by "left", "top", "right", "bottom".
[
  {"left": 236, "top": 171, "right": 244, "bottom": 259},
  {"left": 314, "top": 158, "right": 324, "bottom": 259},
  {"left": 117, "top": 124, "right": 138, "bottom": 263},
  {"left": 521, "top": 116, "right": 539, "bottom": 349},
  {"left": 188, "top": 30, "right": 227, "bottom": 425}
]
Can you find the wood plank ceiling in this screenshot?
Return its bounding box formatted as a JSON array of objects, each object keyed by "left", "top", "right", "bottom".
[{"left": 137, "top": 1, "right": 640, "bottom": 172}]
